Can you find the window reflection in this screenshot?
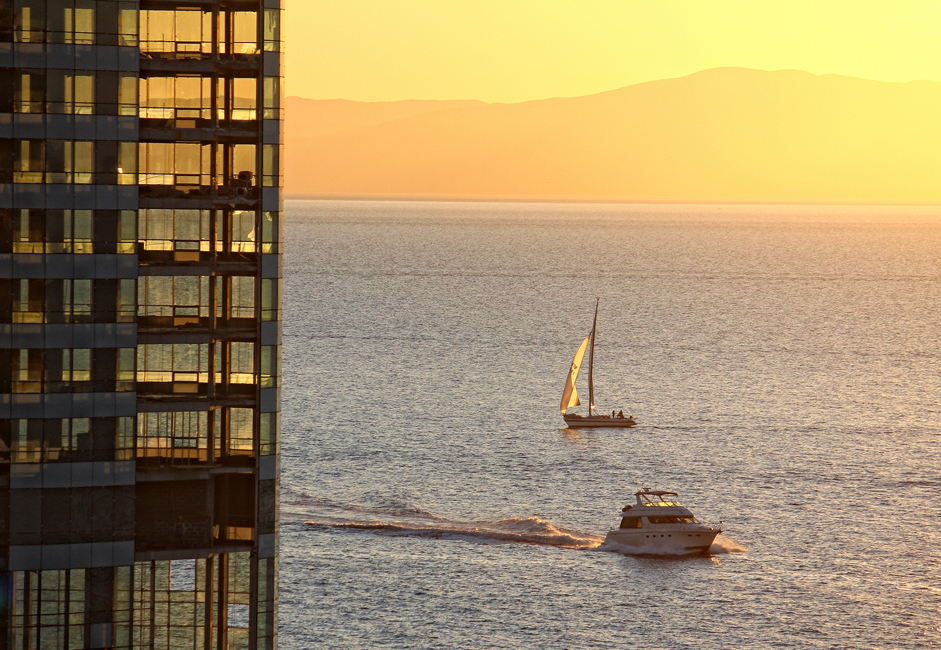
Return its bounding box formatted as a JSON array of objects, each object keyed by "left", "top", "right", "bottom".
[
  {"left": 7, "top": 209, "right": 136, "bottom": 255},
  {"left": 139, "top": 8, "right": 261, "bottom": 58},
  {"left": 137, "top": 343, "right": 208, "bottom": 384},
  {"left": 12, "top": 141, "right": 132, "bottom": 184},
  {"left": 7, "top": 347, "right": 134, "bottom": 393},
  {"left": 136, "top": 209, "right": 266, "bottom": 260},
  {"left": 14, "top": 69, "right": 136, "bottom": 115},
  {"left": 139, "top": 275, "right": 210, "bottom": 324},
  {"left": 139, "top": 209, "right": 211, "bottom": 252},
  {"left": 140, "top": 75, "right": 212, "bottom": 121},
  {"left": 138, "top": 411, "right": 209, "bottom": 464},
  {"left": 139, "top": 142, "right": 212, "bottom": 187},
  {"left": 3, "top": 277, "right": 136, "bottom": 324}
]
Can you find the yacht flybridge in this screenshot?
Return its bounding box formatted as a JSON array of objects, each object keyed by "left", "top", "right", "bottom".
[{"left": 603, "top": 488, "right": 721, "bottom": 553}]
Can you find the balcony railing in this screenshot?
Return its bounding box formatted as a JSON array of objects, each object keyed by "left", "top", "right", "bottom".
[{"left": 140, "top": 40, "right": 260, "bottom": 59}]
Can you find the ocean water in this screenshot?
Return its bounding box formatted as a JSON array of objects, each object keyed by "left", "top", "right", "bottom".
[{"left": 278, "top": 200, "right": 941, "bottom": 649}]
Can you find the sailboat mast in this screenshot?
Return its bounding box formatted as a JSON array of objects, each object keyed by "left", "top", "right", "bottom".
[{"left": 588, "top": 298, "right": 599, "bottom": 415}]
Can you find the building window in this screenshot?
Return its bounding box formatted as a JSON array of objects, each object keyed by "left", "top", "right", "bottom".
[
  {"left": 13, "top": 349, "right": 43, "bottom": 393},
  {"left": 13, "top": 69, "right": 46, "bottom": 113},
  {"left": 140, "top": 75, "right": 212, "bottom": 121},
  {"left": 262, "top": 144, "right": 279, "bottom": 187},
  {"left": 139, "top": 9, "right": 212, "bottom": 57},
  {"left": 9, "top": 417, "right": 91, "bottom": 463},
  {"left": 259, "top": 412, "right": 279, "bottom": 456},
  {"left": 260, "top": 279, "right": 280, "bottom": 322},
  {"left": 10, "top": 570, "right": 87, "bottom": 650},
  {"left": 13, "top": 140, "right": 99, "bottom": 184},
  {"left": 229, "top": 77, "right": 257, "bottom": 120},
  {"left": 231, "top": 210, "right": 257, "bottom": 252},
  {"left": 64, "top": 210, "right": 95, "bottom": 252},
  {"left": 7, "top": 347, "right": 137, "bottom": 393},
  {"left": 9, "top": 209, "right": 94, "bottom": 254},
  {"left": 262, "top": 77, "right": 280, "bottom": 120},
  {"left": 62, "top": 348, "right": 92, "bottom": 382},
  {"left": 13, "top": 0, "right": 48, "bottom": 43},
  {"left": 117, "top": 347, "right": 136, "bottom": 390},
  {"left": 11, "top": 209, "right": 43, "bottom": 253},
  {"left": 118, "top": 279, "right": 137, "bottom": 322},
  {"left": 4, "top": 278, "right": 139, "bottom": 324},
  {"left": 13, "top": 279, "right": 44, "bottom": 323},
  {"left": 64, "top": 279, "right": 94, "bottom": 321},
  {"left": 139, "top": 142, "right": 212, "bottom": 187},
  {"left": 139, "top": 209, "right": 211, "bottom": 252},
  {"left": 261, "top": 211, "right": 279, "bottom": 253},
  {"left": 116, "top": 417, "right": 135, "bottom": 460},
  {"left": 138, "top": 411, "right": 209, "bottom": 465},
  {"left": 13, "top": 139, "right": 44, "bottom": 183},
  {"left": 260, "top": 345, "right": 279, "bottom": 389},
  {"left": 43, "top": 348, "right": 90, "bottom": 391},
  {"left": 229, "top": 276, "right": 255, "bottom": 318},
  {"left": 228, "top": 408, "right": 254, "bottom": 456},
  {"left": 4, "top": 417, "right": 138, "bottom": 464},
  {"left": 263, "top": 9, "right": 280, "bottom": 52},
  {"left": 229, "top": 11, "right": 259, "bottom": 55},
  {"left": 137, "top": 343, "right": 209, "bottom": 384},
  {"left": 139, "top": 275, "right": 210, "bottom": 323},
  {"left": 49, "top": 1, "right": 96, "bottom": 44},
  {"left": 228, "top": 342, "right": 254, "bottom": 385}
]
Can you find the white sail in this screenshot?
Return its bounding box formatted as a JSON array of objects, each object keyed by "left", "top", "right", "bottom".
[{"left": 560, "top": 334, "right": 591, "bottom": 414}]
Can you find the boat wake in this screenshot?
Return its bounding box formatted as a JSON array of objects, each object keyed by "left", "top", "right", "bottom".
[
  {"left": 305, "top": 515, "right": 603, "bottom": 549},
  {"left": 286, "top": 495, "right": 449, "bottom": 523},
  {"left": 709, "top": 535, "right": 747, "bottom": 554},
  {"left": 295, "top": 498, "right": 744, "bottom": 556}
]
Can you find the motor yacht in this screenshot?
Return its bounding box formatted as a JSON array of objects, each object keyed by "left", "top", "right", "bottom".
[{"left": 603, "top": 488, "right": 721, "bottom": 553}]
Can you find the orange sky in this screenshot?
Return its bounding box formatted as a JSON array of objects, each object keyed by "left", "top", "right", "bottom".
[{"left": 284, "top": 0, "right": 941, "bottom": 103}]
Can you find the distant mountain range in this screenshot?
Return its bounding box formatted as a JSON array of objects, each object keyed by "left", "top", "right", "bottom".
[{"left": 285, "top": 68, "right": 941, "bottom": 203}]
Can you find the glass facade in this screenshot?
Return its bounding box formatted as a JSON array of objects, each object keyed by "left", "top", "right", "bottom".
[{"left": 1, "top": 0, "right": 283, "bottom": 647}]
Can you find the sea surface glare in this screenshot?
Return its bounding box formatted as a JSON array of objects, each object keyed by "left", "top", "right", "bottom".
[{"left": 278, "top": 200, "right": 941, "bottom": 649}]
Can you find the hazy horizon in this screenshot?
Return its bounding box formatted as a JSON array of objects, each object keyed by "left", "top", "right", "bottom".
[
  {"left": 284, "top": 67, "right": 941, "bottom": 205},
  {"left": 286, "top": 66, "right": 941, "bottom": 105}
]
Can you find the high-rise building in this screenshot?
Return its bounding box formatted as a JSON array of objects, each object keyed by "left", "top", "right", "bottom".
[{"left": 0, "top": 1, "right": 283, "bottom": 648}]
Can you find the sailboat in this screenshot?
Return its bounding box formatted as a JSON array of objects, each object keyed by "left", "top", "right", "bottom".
[{"left": 560, "top": 299, "right": 637, "bottom": 428}]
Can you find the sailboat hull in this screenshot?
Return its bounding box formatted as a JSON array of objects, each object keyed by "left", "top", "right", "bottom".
[{"left": 562, "top": 414, "right": 637, "bottom": 428}]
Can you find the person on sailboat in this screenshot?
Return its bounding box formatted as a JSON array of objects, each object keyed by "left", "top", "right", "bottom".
[{"left": 618, "top": 410, "right": 624, "bottom": 418}]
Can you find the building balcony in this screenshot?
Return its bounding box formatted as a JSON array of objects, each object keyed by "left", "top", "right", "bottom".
[
  {"left": 139, "top": 50, "right": 261, "bottom": 74},
  {"left": 136, "top": 451, "right": 256, "bottom": 473},
  {"left": 135, "top": 463, "right": 256, "bottom": 553},
  {"left": 140, "top": 118, "right": 258, "bottom": 144},
  {"left": 139, "top": 179, "right": 259, "bottom": 209},
  {"left": 137, "top": 315, "right": 258, "bottom": 343},
  {"left": 139, "top": 0, "right": 261, "bottom": 13},
  {"left": 136, "top": 380, "right": 256, "bottom": 409},
  {"left": 137, "top": 249, "right": 259, "bottom": 272}
]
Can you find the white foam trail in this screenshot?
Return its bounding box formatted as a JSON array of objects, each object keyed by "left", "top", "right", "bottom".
[
  {"left": 304, "top": 515, "right": 603, "bottom": 549},
  {"left": 709, "top": 535, "right": 747, "bottom": 553}
]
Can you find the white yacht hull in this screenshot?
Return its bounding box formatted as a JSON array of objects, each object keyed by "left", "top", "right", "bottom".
[{"left": 603, "top": 528, "right": 719, "bottom": 553}]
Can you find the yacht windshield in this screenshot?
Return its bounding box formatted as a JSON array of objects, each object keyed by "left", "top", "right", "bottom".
[
  {"left": 647, "top": 516, "right": 695, "bottom": 524},
  {"left": 639, "top": 492, "right": 682, "bottom": 507}
]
